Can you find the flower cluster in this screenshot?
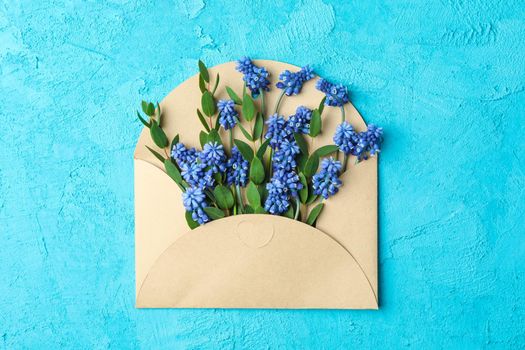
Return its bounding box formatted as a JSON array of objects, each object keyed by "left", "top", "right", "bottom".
[
  {"left": 226, "top": 146, "right": 249, "bottom": 187},
  {"left": 235, "top": 57, "right": 270, "bottom": 97},
  {"left": 140, "top": 57, "right": 385, "bottom": 229},
  {"left": 316, "top": 78, "right": 349, "bottom": 107},
  {"left": 312, "top": 158, "right": 342, "bottom": 199},
  {"left": 217, "top": 99, "right": 238, "bottom": 130},
  {"left": 334, "top": 122, "right": 383, "bottom": 160},
  {"left": 276, "top": 66, "right": 315, "bottom": 96},
  {"left": 182, "top": 187, "right": 209, "bottom": 224}
]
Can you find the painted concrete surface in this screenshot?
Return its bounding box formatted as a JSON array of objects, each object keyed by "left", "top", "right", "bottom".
[{"left": 0, "top": 0, "right": 524, "bottom": 348}]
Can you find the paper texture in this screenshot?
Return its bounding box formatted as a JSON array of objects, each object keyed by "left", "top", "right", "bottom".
[{"left": 134, "top": 60, "right": 378, "bottom": 309}]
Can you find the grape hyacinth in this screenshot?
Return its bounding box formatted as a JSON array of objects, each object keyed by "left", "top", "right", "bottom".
[
  {"left": 356, "top": 124, "right": 383, "bottom": 160},
  {"left": 316, "top": 78, "right": 349, "bottom": 107},
  {"left": 182, "top": 187, "right": 209, "bottom": 225},
  {"left": 333, "top": 121, "right": 359, "bottom": 155},
  {"left": 199, "top": 142, "right": 227, "bottom": 173},
  {"left": 287, "top": 106, "right": 312, "bottom": 134},
  {"left": 181, "top": 162, "right": 214, "bottom": 189},
  {"left": 272, "top": 139, "right": 300, "bottom": 171},
  {"left": 265, "top": 114, "right": 291, "bottom": 149},
  {"left": 226, "top": 146, "right": 249, "bottom": 187},
  {"left": 235, "top": 57, "right": 270, "bottom": 97},
  {"left": 171, "top": 143, "right": 198, "bottom": 168},
  {"left": 312, "top": 158, "right": 343, "bottom": 199},
  {"left": 276, "top": 65, "right": 315, "bottom": 96},
  {"left": 217, "top": 99, "right": 238, "bottom": 130}
]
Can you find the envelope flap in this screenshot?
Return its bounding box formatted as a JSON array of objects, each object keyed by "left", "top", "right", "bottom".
[{"left": 137, "top": 215, "right": 378, "bottom": 309}]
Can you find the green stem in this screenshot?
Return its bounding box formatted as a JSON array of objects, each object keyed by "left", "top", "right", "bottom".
[
  {"left": 343, "top": 154, "right": 349, "bottom": 172},
  {"left": 294, "top": 197, "right": 301, "bottom": 221},
  {"left": 340, "top": 105, "right": 346, "bottom": 122},
  {"left": 229, "top": 129, "right": 233, "bottom": 151},
  {"left": 273, "top": 90, "right": 286, "bottom": 114},
  {"left": 260, "top": 89, "right": 265, "bottom": 142},
  {"left": 235, "top": 185, "right": 244, "bottom": 213},
  {"left": 268, "top": 147, "right": 273, "bottom": 179}
]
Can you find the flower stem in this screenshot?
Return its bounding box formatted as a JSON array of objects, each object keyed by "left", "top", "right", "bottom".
[
  {"left": 294, "top": 197, "right": 301, "bottom": 221},
  {"left": 273, "top": 90, "right": 286, "bottom": 114},
  {"left": 343, "top": 154, "right": 349, "bottom": 172},
  {"left": 235, "top": 185, "right": 244, "bottom": 213},
  {"left": 268, "top": 147, "right": 273, "bottom": 179},
  {"left": 340, "top": 105, "right": 346, "bottom": 122},
  {"left": 229, "top": 129, "right": 233, "bottom": 151},
  {"left": 260, "top": 89, "right": 266, "bottom": 142}
]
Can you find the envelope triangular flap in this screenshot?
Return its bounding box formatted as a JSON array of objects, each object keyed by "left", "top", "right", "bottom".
[{"left": 134, "top": 60, "right": 378, "bottom": 309}]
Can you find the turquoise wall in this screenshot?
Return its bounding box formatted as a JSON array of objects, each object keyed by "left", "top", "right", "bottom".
[{"left": 1, "top": 0, "right": 524, "bottom": 348}]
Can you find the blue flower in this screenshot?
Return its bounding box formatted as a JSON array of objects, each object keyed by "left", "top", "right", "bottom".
[
  {"left": 287, "top": 106, "right": 312, "bottom": 134},
  {"left": 356, "top": 124, "right": 383, "bottom": 160},
  {"left": 264, "top": 169, "right": 303, "bottom": 214},
  {"left": 276, "top": 65, "right": 315, "bottom": 96},
  {"left": 265, "top": 114, "right": 291, "bottom": 149},
  {"left": 333, "top": 121, "right": 359, "bottom": 155},
  {"left": 312, "top": 158, "right": 343, "bottom": 199},
  {"left": 226, "top": 146, "right": 249, "bottom": 187},
  {"left": 182, "top": 187, "right": 210, "bottom": 225},
  {"left": 264, "top": 176, "right": 290, "bottom": 214},
  {"left": 199, "top": 142, "right": 227, "bottom": 173},
  {"left": 272, "top": 139, "right": 300, "bottom": 171},
  {"left": 217, "top": 99, "right": 238, "bottom": 130},
  {"left": 316, "top": 78, "right": 349, "bottom": 107},
  {"left": 171, "top": 143, "right": 198, "bottom": 168},
  {"left": 181, "top": 162, "right": 214, "bottom": 189},
  {"left": 235, "top": 57, "right": 270, "bottom": 97}
]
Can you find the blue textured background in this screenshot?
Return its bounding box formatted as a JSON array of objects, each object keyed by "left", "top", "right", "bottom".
[{"left": 1, "top": 0, "right": 524, "bottom": 348}]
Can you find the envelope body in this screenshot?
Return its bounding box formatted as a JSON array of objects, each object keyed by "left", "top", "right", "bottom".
[{"left": 134, "top": 60, "right": 378, "bottom": 309}]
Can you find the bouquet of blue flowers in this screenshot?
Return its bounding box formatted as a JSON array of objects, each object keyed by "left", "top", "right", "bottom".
[{"left": 136, "top": 58, "right": 383, "bottom": 229}]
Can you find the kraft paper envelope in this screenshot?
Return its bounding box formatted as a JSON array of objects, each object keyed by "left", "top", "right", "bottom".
[{"left": 134, "top": 60, "right": 378, "bottom": 309}]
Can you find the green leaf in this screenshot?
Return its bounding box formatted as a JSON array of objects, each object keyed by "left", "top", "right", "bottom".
[
  {"left": 199, "top": 131, "right": 208, "bottom": 148},
  {"left": 234, "top": 139, "right": 254, "bottom": 161},
  {"left": 309, "top": 109, "right": 322, "bottom": 137},
  {"left": 141, "top": 101, "right": 149, "bottom": 115},
  {"left": 170, "top": 134, "right": 180, "bottom": 152},
  {"left": 199, "top": 74, "right": 206, "bottom": 93},
  {"left": 226, "top": 86, "right": 242, "bottom": 104},
  {"left": 303, "top": 153, "right": 320, "bottom": 178},
  {"left": 242, "top": 92, "right": 256, "bottom": 121},
  {"left": 237, "top": 121, "right": 254, "bottom": 141},
  {"left": 249, "top": 157, "right": 265, "bottom": 184},
  {"left": 284, "top": 206, "right": 294, "bottom": 219},
  {"left": 196, "top": 109, "right": 211, "bottom": 132},
  {"left": 256, "top": 138, "right": 270, "bottom": 159},
  {"left": 318, "top": 96, "right": 326, "bottom": 115},
  {"left": 315, "top": 145, "right": 339, "bottom": 157},
  {"left": 164, "top": 159, "right": 185, "bottom": 191},
  {"left": 297, "top": 152, "right": 308, "bottom": 172},
  {"left": 244, "top": 205, "right": 254, "bottom": 214},
  {"left": 299, "top": 173, "right": 308, "bottom": 203},
  {"left": 293, "top": 133, "right": 308, "bottom": 155},
  {"left": 146, "top": 102, "right": 155, "bottom": 116},
  {"left": 201, "top": 91, "right": 216, "bottom": 117},
  {"left": 185, "top": 211, "right": 199, "bottom": 229},
  {"left": 198, "top": 60, "right": 209, "bottom": 82},
  {"left": 254, "top": 206, "right": 266, "bottom": 214},
  {"left": 204, "top": 207, "right": 225, "bottom": 220},
  {"left": 306, "top": 203, "right": 324, "bottom": 226},
  {"left": 150, "top": 120, "right": 168, "bottom": 148},
  {"left": 214, "top": 185, "right": 234, "bottom": 209},
  {"left": 253, "top": 113, "right": 264, "bottom": 140},
  {"left": 207, "top": 129, "right": 222, "bottom": 145},
  {"left": 211, "top": 73, "right": 220, "bottom": 95},
  {"left": 306, "top": 193, "right": 319, "bottom": 205},
  {"left": 246, "top": 182, "right": 261, "bottom": 208},
  {"left": 156, "top": 102, "right": 162, "bottom": 126},
  {"left": 137, "top": 111, "right": 150, "bottom": 128},
  {"left": 146, "top": 146, "right": 165, "bottom": 163}
]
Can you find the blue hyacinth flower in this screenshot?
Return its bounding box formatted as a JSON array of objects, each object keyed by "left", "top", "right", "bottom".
[
  {"left": 217, "top": 99, "right": 238, "bottom": 130},
  {"left": 312, "top": 158, "right": 343, "bottom": 199},
  {"left": 265, "top": 114, "right": 292, "bottom": 149},
  {"left": 276, "top": 65, "right": 315, "bottom": 96},
  {"left": 287, "top": 106, "right": 312, "bottom": 134},
  {"left": 199, "top": 141, "right": 227, "bottom": 173},
  {"left": 316, "top": 78, "right": 349, "bottom": 107},
  {"left": 226, "top": 146, "right": 249, "bottom": 187},
  {"left": 235, "top": 57, "right": 270, "bottom": 97},
  {"left": 333, "top": 121, "right": 359, "bottom": 155},
  {"left": 182, "top": 187, "right": 210, "bottom": 225}
]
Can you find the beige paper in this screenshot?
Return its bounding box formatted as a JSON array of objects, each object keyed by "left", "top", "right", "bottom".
[{"left": 134, "top": 60, "right": 378, "bottom": 309}]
